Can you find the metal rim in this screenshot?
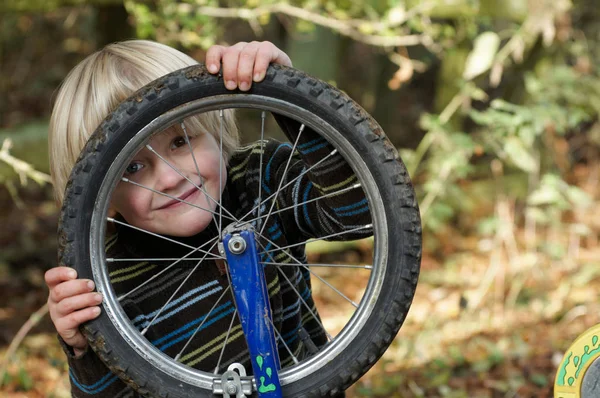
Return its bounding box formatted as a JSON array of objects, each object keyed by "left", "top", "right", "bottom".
[{"left": 89, "top": 94, "right": 389, "bottom": 390}]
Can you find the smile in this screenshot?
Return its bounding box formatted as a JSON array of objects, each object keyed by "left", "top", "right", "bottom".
[{"left": 157, "top": 186, "right": 202, "bottom": 210}]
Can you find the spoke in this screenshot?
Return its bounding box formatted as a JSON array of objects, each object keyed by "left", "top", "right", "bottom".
[
  {"left": 303, "top": 264, "right": 358, "bottom": 308},
  {"left": 121, "top": 178, "right": 234, "bottom": 222},
  {"left": 145, "top": 139, "right": 238, "bottom": 223},
  {"left": 276, "top": 267, "right": 332, "bottom": 341},
  {"left": 107, "top": 257, "right": 223, "bottom": 262},
  {"left": 257, "top": 111, "right": 266, "bottom": 231},
  {"left": 260, "top": 234, "right": 359, "bottom": 308},
  {"left": 264, "top": 262, "right": 372, "bottom": 269},
  {"left": 214, "top": 309, "right": 238, "bottom": 374},
  {"left": 256, "top": 240, "right": 332, "bottom": 340},
  {"left": 219, "top": 110, "right": 224, "bottom": 238},
  {"left": 108, "top": 217, "right": 219, "bottom": 255},
  {"left": 175, "top": 285, "right": 232, "bottom": 362},
  {"left": 237, "top": 146, "right": 338, "bottom": 225},
  {"left": 242, "top": 183, "right": 362, "bottom": 226},
  {"left": 141, "top": 240, "right": 219, "bottom": 335},
  {"left": 146, "top": 144, "right": 201, "bottom": 191},
  {"left": 116, "top": 235, "right": 219, "bottom": 301},
  {"left": 258, "top": 124, "right": 305, "bottom": 237},
  {"left": 267, "top": 315, "right": 299, "bottom": 365},
  {"left": 261, "top": 224, "right": 373, "bottom": 255},
  {"left": 181, "top": 121, "right": 219, "bottom": 228}
]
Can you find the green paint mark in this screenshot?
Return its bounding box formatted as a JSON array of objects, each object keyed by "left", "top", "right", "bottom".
[
  {"left": 259, "top": 377, "right": 277, "bottom": 393},
  {"left": 556, "top": 335, "right": 600, "bottom": 386},
  {"left": 557, "top": 351, "right": 571, "bottom": 386},
  {"left": 254, "top": 355, "right": 277, "bottom": 393},
  {"left": 558, "top": 334, "right": 600, "bottom": 386},
  {"left": 575, "top": 337, "right": 600, "bottom": 379}
]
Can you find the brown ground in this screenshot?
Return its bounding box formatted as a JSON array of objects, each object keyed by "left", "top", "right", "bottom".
[{"left": 1, "top": 169, "right": 599, "bottom": 397}]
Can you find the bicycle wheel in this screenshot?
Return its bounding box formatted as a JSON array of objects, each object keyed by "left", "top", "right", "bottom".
[{"left": 58, "top": 63, "right": 421, "bottom": 397}]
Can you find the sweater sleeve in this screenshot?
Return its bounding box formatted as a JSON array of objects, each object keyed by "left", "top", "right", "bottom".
[
  {"left": 58, "top": 233, "right": 141, "bottom": 398},
  {"left": 58, "top": 336, "right": 138, "bottom": 398},
  {"left": 265, "top": 113, "right": 373, "bottom": 242}
]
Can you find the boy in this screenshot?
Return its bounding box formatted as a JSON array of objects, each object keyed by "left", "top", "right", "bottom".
[{"left": 46, "top": 40, "right": 370, "bottom": 397}]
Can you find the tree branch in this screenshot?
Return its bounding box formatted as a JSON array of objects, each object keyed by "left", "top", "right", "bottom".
[
  {"left": 0, "top": 303, "right": 49, "bottom": 387},
  {"left": 0, "top": 139, "right": 52, "bottom": 186},
  {"left": 193, "top": 4, "right": 428, "bottom": 48}
]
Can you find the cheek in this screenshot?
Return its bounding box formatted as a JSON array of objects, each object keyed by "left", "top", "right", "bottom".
[
  {"left": 112, "top": 187, "right": 151, "bottom": 221},
  {"left": 211, "top": 155, "right": 228, "bottom": 190},
  {"left": 193, "top": 149, "right": 227, "bottom": 181}
]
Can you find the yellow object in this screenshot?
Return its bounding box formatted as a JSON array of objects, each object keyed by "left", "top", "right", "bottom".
[{"left": 555, "top": 324, "right": 600, "bottom": 397}]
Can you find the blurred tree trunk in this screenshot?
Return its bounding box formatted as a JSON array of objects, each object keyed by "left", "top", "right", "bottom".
[
  {"left": 371, "top": 49, "right": 438, "bottom": 149},
  {"left": 434, "top": 45, "right": 470, "bottom": 114},
  {"left": 0, "top": 0, "right": 132, "bottom": 183},
  {"left": 0, "top": 0, "right": 122, "bottom": 12},
  {"left": 286, "top": 25, "right": 340, "bottom": 83},
  {"left": 97, "top": 3, "right": 134, "bottom": 46}
]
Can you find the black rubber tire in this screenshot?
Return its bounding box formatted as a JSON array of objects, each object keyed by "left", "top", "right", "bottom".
[{"left": 58, "top": 63, "right": 422, "bottom": 397}]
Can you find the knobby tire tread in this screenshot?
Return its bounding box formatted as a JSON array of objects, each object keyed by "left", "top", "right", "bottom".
[{"left": 58, "top": 63, "right": 421, "bottom": 397}]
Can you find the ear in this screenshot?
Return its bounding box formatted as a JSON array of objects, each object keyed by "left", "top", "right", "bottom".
[{"left": 107, "top": 206, "right": 118, "bottom": 218}]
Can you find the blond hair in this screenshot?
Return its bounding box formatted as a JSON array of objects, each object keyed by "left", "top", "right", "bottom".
[{"left": 49, "top": 40, "right": 239, "bottom": 204}]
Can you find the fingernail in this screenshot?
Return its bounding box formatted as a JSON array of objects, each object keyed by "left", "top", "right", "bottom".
[
  {"left": 254, "top": 72, "right": 264, "bottom": 82},
  {"left": 208, "top": 64, "right": 218, "bottom": 73},
  {"left": 95, "top": 293, "right": 103, "bottom": 302},
  {"left": 87, "top": 280, "right": 95, "bottom": 290},
  {"left": 68, "top": 270, "right": 77, "bottom": 279},
  {"left": 239, "top": 81, "right": 249, "bottom": 91},
  {"left": 92, "top": 307, "right": 101, "bottom": 316},
  {"left": 226, "top": 80, "right": 237, "bottom": 90}
]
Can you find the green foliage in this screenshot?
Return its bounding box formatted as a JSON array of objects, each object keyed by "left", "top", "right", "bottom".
[
  {"left": 4, "top": 367, "right": 36, "bottom": 391},
  {"left": 0, "top": 122, "right": 51, "bottom": 178},
  {"left": 408, "top": 58, "right": 598, "bottom": 235},
  {"left": 4, "top": 0, "right": 600, "bottom": 245},
  {"left": 530, "top": 373, "right": 549, "bottom": 387},
  {"left": 124, "top": 0, "right": 222, "bottom": 49},
  {"left": 122, "top": 0, "right": 453, "bottom": 50}
]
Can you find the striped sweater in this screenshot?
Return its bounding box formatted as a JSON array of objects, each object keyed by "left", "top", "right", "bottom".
[{"left": 62, "top": 115, "right": 372, "bottom": 397}]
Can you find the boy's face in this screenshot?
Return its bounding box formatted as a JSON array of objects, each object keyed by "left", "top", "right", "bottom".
[{"left": 110, "top": 127, "right": 227, "bottom": 237}]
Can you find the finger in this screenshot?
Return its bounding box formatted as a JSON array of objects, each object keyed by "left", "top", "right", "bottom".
[
  {"left": 50, "top": 278, "right": 96, "bottom": 303},
  {"left": 253, "top": 42, "right": 292, "bottom": 82},
  {"left": 221, "top": 42, "right": 247, "bottom": 90},
  {"left": 205, "top": 45, "right": 226, "bottom": 74},
  {"left": 55, "top": 306, "right": 101, "bottom": 349},
  {"left": 237, "top": 41, "right": 260, "bottom": 91},
  {"left": 45, "top": 267, "right": 77, "bottom": 289},
  {"left": 55, "top": 292, "right": 103, "bottom": 318},
  {"left": 60, "top": 331, "right": 88, "bottom": 352}
]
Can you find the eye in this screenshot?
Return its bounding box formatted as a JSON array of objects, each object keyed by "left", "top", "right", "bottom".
[
  {"left": 171, "top": 135, "right": 188, "bottom": 149},
  {"left": 125, "top": 162, "right": 144, "bottom": 175}
]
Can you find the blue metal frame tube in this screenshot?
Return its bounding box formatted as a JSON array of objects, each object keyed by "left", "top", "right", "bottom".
[{"left": 223, "top": 230, "right": 283, "bottom": 397}]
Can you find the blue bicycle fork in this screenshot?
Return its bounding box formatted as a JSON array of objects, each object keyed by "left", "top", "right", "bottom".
[{"left": 220, "top": 226, "right": 283, "bottom": 398}]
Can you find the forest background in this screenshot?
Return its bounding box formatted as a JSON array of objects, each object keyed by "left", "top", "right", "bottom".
[{"left": 0, "top": 0, "right": 599, "bottom": 397}]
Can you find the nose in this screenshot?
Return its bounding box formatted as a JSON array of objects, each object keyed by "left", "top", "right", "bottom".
[{"left": 152, "top": 159, "right": 184, "bottom": 193}]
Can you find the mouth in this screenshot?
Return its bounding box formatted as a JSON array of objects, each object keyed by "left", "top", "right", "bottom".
[{"left": 156, "top": 186, "right": 202, "bottom": 210}]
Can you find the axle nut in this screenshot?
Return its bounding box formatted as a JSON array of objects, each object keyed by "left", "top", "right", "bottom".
[{"left": 228, "top": 235, "right": 246, "bottom": 254}]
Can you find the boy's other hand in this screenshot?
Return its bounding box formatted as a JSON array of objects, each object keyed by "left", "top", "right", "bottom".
[
  {"left": 206, "top": 41, "right": 292, "bottom": 91},
  {"left": 45, "top": 266, "right": 103, "bottom": 355}
]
